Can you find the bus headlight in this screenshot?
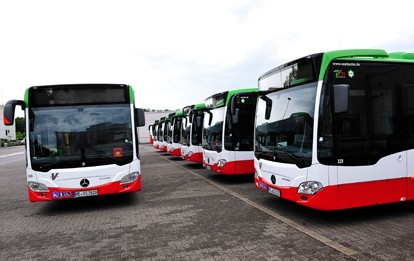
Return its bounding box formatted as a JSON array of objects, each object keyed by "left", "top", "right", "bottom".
[
  {"left": 188, "top": 151, "right": 193, "bottom": 157},
  {"left": 217, "top": 159, "right": 227, "bottom": 167},
  {"left": 120, "top": 172, "right": 140, "bottom": 184},
  {"left": 298, "top": 181, "right": 323, "bottom": 195},
  {"left": 28, "top": 181, "right": 49, "bottom": 192}
]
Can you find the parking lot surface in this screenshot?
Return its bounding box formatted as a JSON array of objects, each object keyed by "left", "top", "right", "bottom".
[{"left": 0, "top": 145, "right": 413, "bottom": 260}]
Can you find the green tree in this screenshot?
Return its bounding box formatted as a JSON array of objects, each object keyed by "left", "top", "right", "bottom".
[
  {"left": 16, "top": 132, "right": 25, "bottom": 140},
  {"left": 15, "top": 117, "right": 25, "bottom": 133}
]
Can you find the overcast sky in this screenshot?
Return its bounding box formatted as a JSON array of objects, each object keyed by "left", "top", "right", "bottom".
[{"left": 1, "top": 0, "right": 413, "bottom": 112}]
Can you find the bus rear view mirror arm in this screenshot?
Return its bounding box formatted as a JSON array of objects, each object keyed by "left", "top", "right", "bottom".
[
  {"left": 259, "top": 95, "right": 272, "bottom": 120},
  {"left": 206, "top": 110, "right": 213, "bottom": 126}
]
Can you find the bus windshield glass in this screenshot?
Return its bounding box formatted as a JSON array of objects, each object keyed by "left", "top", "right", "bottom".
[
  {"left": 255, "top": 82, "right": 317, "bottom": 168},
  {"left": 203, "top": 107, "right": 225, "bottom": 152},
  {"left": 29, "top": 104, "right": 133, "bottom": 172},
  {"left": 259, "top": 58, "right": 317, "bottom": 89}
]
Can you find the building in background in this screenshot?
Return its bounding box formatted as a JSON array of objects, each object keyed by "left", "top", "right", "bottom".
[
  {"left": 0, "top": 105, "right": 16, "bottom": 141},
  {"left": 138, "top": 111, "right": 174, "bottom": 143}
]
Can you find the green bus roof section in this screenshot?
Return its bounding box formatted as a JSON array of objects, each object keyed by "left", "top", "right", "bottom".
[
  {"left": 225, "top": 88, "right": 258, "bottom": 106},
  {"left": 319, "top": 49, "right": 414, "bottom": 81},
  {"left": 194, "top": 103, "right": 206, "bottom": 109},
  {"left": 174, "top": 110, "right": 183, "bottom": 117},
  {"left": 128, "top": 85, "right": 135, "bottom": 104},
  {"left": 24, "top": 88, "right": 29, "bottom": 107}
]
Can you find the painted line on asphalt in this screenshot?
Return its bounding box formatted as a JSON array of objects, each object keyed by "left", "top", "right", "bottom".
[
  {"left": 0, "top": 151, "right": 25, "bottom": 158},
  {"left": 144, "top": 146, "right": 367, "bottom": 261}
]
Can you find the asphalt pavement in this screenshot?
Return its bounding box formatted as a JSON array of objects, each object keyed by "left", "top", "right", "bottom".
[{"left": 0, "top": 144, "right": 413, "bottom": 260}]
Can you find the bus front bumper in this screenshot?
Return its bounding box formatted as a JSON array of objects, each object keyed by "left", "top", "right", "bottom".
[
  {"left": 254, "top": 175, "right": 337, "bottom": 211},
  {"left": 169, "top": 148, "right": 181, "bottom": 156},
  {"left": 28, "top": 176, "right": 142, "bottom": 202},
  {"left": 203, "top": 159, "right": 254, "bottom": 175},
  {"left": 187, "top": 152, "right": 203, "bottom": 163}
]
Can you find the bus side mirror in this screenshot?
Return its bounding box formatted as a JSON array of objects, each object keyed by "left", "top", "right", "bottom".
[
  {"left": 196, "top": 116, "right": 202, "bottom": 128},
  {"left": 182, "top": 117, "right": 187, "bottom": 127},
  {"left": 333, "top": 84, "right": 349, "bottom": 114},
  {"left": 135, "top": 108, "right": 146, "bottom": 127},
  {"left": 3, "top": 100, "right": 25, "bottom": 126},
  {"left": 230, "top": 95, "right": 237, "bottom": 115},
  {"left": 259, "top": 95, "right": 272, "bottom": 120},
  {"left": 206, "top": 110, "right": 212, "bottom": 125},
  {"left": 232, "top": 108, "right": 240, "bottom": 124},
  {"left": 189, "top": 111, "right": 193, "bottom": 123}
]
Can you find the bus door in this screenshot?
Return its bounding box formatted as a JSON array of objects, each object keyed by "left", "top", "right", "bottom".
[
  {"left": 332, "top": 82, "right": 408, "bottom": 209},
  {"left": 230, "top": 92, "right": 257, "bottom": 174}
]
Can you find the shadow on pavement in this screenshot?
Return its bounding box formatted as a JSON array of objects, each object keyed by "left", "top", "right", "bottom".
[
  {"left": 208, "top": 173, "right": 255, "bottom": 185},
  {"left": 37, "top": 193, "right": 140, "bottom": 216},
  {"left": 260, "top": 195, "right": 414, "bottom": 223}
]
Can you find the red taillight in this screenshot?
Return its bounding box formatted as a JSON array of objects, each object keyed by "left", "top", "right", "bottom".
[{"left": 3, "top": 117, "right": 11, "bottom": 125}]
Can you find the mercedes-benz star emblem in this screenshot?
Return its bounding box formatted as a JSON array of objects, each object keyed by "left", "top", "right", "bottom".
[
  {"left": 271, "top": 175, "right": 276, "bottom": 185},
  {"left": 80, "top": 179, "right": 90, "bottom": 188}
]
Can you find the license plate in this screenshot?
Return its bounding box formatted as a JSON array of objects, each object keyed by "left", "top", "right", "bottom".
[
  {"left": 268, "top": 187, "right": 281, "bottom": 197},
  {"left": 74, "top": 190, "right": 98, "bottom": 198},
  {"left": 259, "top": 182, "right": 268, "bottom": 190}
]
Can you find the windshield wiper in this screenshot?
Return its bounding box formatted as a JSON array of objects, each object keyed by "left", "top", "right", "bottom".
[
  {"left": 212, "top": 143, "right": 222, "bottom": 153},
  {"left": 35, "top": 158, "right": 80, "bottom": 172},
  {"left": 272, "top": 148, "right": 305, "bottom": 168}
]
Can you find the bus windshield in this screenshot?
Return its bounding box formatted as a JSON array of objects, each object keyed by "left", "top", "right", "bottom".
[
  {"left": 203, "top": 107, "right": 225, "bottom": 152},
  {"left": 255, "top": 82, "right": 317, "bottom": 168},
  {"left": 29, "top": 104, "right": 133, "bottom": 172}
]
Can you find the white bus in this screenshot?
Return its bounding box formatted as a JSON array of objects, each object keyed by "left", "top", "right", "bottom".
[
  {"left": 153, "top": 118, "right": 164, "bottom": 150},
  {"left": 159, "top": 114, "right": 173, "bottom": 152},
  {"left": 168, "top": 111, "right": 185, "bottom": 156},
  {"left": 148, "top": 122, "right": 155, "bottom": 144},
  {"left": 181, "top": 103, "right": 206, "bottom": 162},
  {"left": 202, "top": 88, "right": 258, "bottom": 175},
  {"left": 254, "top": 49, "right": 414, "bottom": 210},
  {"left": 3, "top": 84, "right": 145, "bottom": 202}
]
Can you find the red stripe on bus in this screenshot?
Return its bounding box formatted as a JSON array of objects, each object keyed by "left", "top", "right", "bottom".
[{"left": 255, "top": 175, "right": 411, "bottom": 210}]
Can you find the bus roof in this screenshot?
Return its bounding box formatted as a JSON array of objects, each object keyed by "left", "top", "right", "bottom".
[
  {"left": 182, "top": 103, "right": 206, "bottom": 115},
  {"left": 205, "top": 88, "right": 258, "bottom": 109},
  {"left": 259, "top": 49, "right": 414, "bottom": 89},
  {"left": 24, "top": 84, "right": 134, "bottom": 107},
  {"left": 171, "top": 110, "right": 184, "bottom": 119},
  {"left": 194, "top": 103, "right": 206, "bottom": 109}
]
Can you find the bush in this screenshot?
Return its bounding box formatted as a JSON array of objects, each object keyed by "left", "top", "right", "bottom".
[{"left": 0, "top": 139, "right": 24, "bottom": 147}]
